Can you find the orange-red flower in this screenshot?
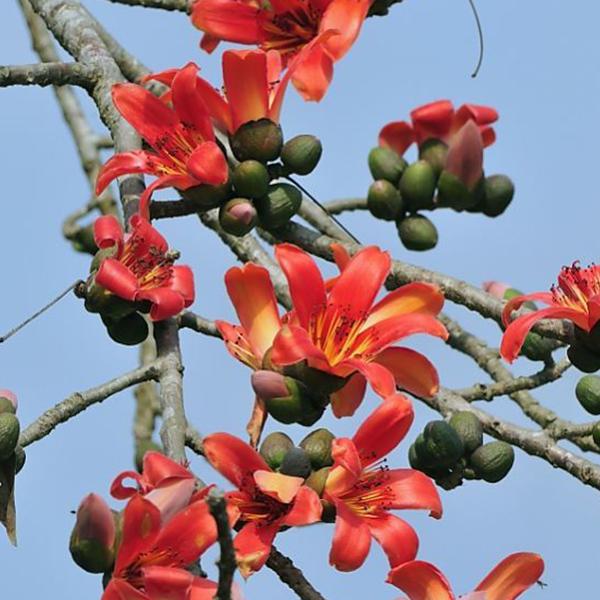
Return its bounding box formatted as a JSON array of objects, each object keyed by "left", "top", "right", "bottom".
[
  {"left": 379, "top": 100, "right": 498, "bottom": 158},
  {"left": 93, "top": 214, "right": 195, "bottom": 321},
  {"left": 96, "top": 63, "right": 228, "bottom": 218},
  {"left": 500, "top": 262, "right": 600, "bottom": 362},
  {"left": 202, "top": 432, "right": 322, "bottom": 577},
  {"left": 323, "top": 394, "right": 442, "bottom": 572},
  {"left": 217, "top": 243, "right": 447, "bottom": 417},
  {"left": 388, "top": 552, "right": 544, "bottom": 600},
  {"left": 190, "top": 0, "right": 371, "bottom": 101}
]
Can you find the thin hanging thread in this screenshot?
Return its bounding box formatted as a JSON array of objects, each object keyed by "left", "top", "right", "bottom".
[{"left": 468, "top": 0, "right": 485, "bottom": 78}]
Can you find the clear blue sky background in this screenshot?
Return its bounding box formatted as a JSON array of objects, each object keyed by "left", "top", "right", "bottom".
[{"left": 1, "top": 1, "right": 599, "bottom": 597}]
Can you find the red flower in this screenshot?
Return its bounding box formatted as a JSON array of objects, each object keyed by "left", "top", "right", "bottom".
[
  {"left": 93, "top": 214, "right": 195, "bottom": 321},
  {"left": 500, "top": 262, "right": 600, "bottom": 362},
  {"left": 190, "top": 0, "right": 371, "bottom": 101},
  {"left": 323, "top": 394, "right": 442, "bottom": 572},
  {"left": 379, "top": 100, "right": 498, "bottom": 157},
  {"left": 388, "top": 552, "right": 544, "bottom": 600},
  {"left": 202, "top": 432, "right": 322, "bottom": 577},
  {"left": 96, "top": 63, "right": 229, "bottom": 218},
  {"left": 216, "top": 243, "right": 446, "bottom": 417}
]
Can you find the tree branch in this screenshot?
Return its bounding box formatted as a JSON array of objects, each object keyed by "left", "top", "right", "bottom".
[
  {"left": 323, "top": 197, "right": 367, "bottom": 215},
  {"left": 207, "top": 490, "right": 237, "bottom": 600},
  {"left": 104, "top": 0, "right": 189, "bottom": 11},
  {"left": 266, "top": 546, "right": 326, "bottom": 600},
  {"left": 0, "top": 62, "right": 96, "bottom": 89},
  {"left": 178, "top": 311, "right": 221, "bottom": 338}
]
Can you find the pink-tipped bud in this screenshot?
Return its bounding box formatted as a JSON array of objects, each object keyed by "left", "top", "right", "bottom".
[
  {"left": 483, "top": 281, "right": 511, "bottom": 299},
  {"left": 251, "top": 370, "right": 289, "bottom": 400},
  {"left": 69, "top": 493, "right": 116, "bottom": 573},
  {"left": 445, "top": 120, "right": 483, "bottom": 190},
  {"left": 0, "top": 390, "right": 18, "bottom": 414}
]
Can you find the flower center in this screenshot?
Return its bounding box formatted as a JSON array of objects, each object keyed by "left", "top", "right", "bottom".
[
  {"left": 121, "top": 236, "right": 175, "bottom": 290},
  {"left": 229, "top": 486, "right": 290, "bottom": 525},
  {"left": 122, "top": 547, "right": 183, "bottom": 588},
  {"left": 338, "top": 462, "right": 395, "bottom": 518},
  {"left": 152, "top": 124, "right": 205, "bottom": 176},
  {"left": 551, "top": 262, "right": 600, "bottom": 313}
]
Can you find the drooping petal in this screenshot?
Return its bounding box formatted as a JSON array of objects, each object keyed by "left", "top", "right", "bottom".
[
  {"left": 367, "top": 513, "right": 419, "bottom": 567},
  {"left": 169, "top": 266, "right": 195, "bottom": 307},
  {"left": 202, "top": 433, "right": 270, "bottom": 489},
  {"left": 186, "top": 141, "right": 229, "bottom": 185},
  {"left": 387, "top": 560, "right": 455, "bottom": 600},
  {"left": 379, "top": 121, "right": 415, "bottom": 156},
  {"left": 94, "top": 215, "right": 124, "bottom": 251},
  {"left": 270, "top": 325, "right": 331, "bottom": 371},
  {"left": 137, "top": 287, "right": 186, "bottom": 322},
  {"left": 363, "top": 282, "right": 445, "bottom": 330},
  {"left": 385, "top": 469, "right": 442, "bottom": 518},
  {"left": 224, "top": 263, "right": 281, "bottom": 360},
  {"left": 139, "top": 173, "right": 197, "bottom": 221},
  {"left": 410, "top": 100, "right": 454, "bottom": 143},
  {"left": 253, "top": 470, "right": 304, "bottom": 504},
  {"left": 275, "top": 244, "right": 326, "bottom": 329},
  {"left": 335, "top": 358, "right": 397, "bottom": 398},
  {"left": 110, "top": 470, "right": 144, "bottom": 500},
  {"left": 190, "top": 0, "right": 263, "bottom": 45},
  {"left": 191, "top": 75, "right": 233, "bottom": 132},
  {"left": 142, "top": 566, "right": 194, "bottom": 600},
  {"left": 330, "top": 373, "right": 367, "bottom": 418},
  {"left": 96, "top": 150, "right": 160, "bottom": 196},
  {"left": 288, "top": 37, "right": 334, "bottom": 103},
  {"left": 473, "top": 552, "right": 544, "bottom": 600},
  {"left": 375, "top": 347, "right": 439, "bottom": 398},
  {"left": 319, "top": 0, "right": 371, "bottom": 60},
  {"left": 282, "top": 486, "right": 323, "bottom": 526},
  {"left": 234, "top": 520, "right": 280, "bottom": 578},
  {"left": 95, "top": 259, "right": 139, "bottom": 302},
  {"left": 500, "top": 306, "right": 589, "bottom": 363},
  {"left": 351, "top": 393, "right": 414, "bottom": 466},
  {"left": 328, "top": 500, "right": 371, "bottom": 572},
  {"left": 330, "top": 242, "right": 351, "bottom": 271},
  {"left": 142, "top": 452, "right": 192, "bottom": 487},
  {"left": 453, "top": 103, "right": 499, "bottom": 129},
  {"left": 325, "top": 438, "right": 362, "bottom": 496},
  {"left": 501, "top": 292, "right": 554, "bottom": 327}
]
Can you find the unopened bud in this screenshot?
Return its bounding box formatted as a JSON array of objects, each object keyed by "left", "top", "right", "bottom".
[
  {"left": 231, "top": 118, "right": 283, "bottom": 163},
  {"left": 72, "top": 224, "right": 99, "bottom": 255},
  {"left": 437, "top": 170, "right": 479, "bottom": 210},
  {"left": 422, "top": 420, "right": 464, "bottom": 468},
  {"left": 0, "top": 390, "right": 17, "bottom": 414},
  {"left": 367, "top": 180, "right": 404, "bottom": 221},
  {"left": 305, "top": 467, "right": 330, "bottom": 496},
  {"left": 444, "top": 121, "right": 483, "bottom": 191},
  {"left": 448, "top": 412, "right": 483, "bottom": 454},
  {"left": 418, "top": 138, "right": 448, "bottom": 176},
  {"left": 69, "top": 494, "right": 116, "bottom": 573},
  {"left": 255, "top": 183, "right": 302, "bottom": 229},
  {"left": 482, "top": 174, "right": 514, "bottom": 217},
  {"left": 105, "top": 312, "right": 149, "bottom": 346},
  {"left": 299, "top": 428, "right": 335, "bottom": 469},
  {"left": 469, "top": 441, "right": 514, "bottom": 483},
  {"left": 568, "top": 342, "right": 600, "bottom": 374},
  {"left": 180, "top": 177, "right": 233, "bottom": 210},
  {"left": 397, "top": 214, "right": 438, "bottom": 251},
  {"left": 14, "top": 445, "right": 26, "bottom": 474},
  {"left": 232, "top": 160, "right": 271, "bottom": 198},
  {"left": 482, "top": 281, "right": 511, "bottom": 299},
  {"left": 260, "top": 432, "right": 294, "bottom": 470},
  {"left": 0, "top": 413, "right": 20, "bottom": 460},
  {"left": 575, "top": 375, "right": 600, "bottom": 415},
  {"left": 399, "top": 160, "right": 437, "bottom": 210},
  {"left": 279, "top": 447, "right": 312, "bottom": 479},
  {"left": 281, "top": 135, "right": 323, "bottom": 175},
  {"left": 219, "top": 198, "right": 257, "bottom": 237},
  {"left": 368, "top": 147, "right": 407, "bottom": 184},
  {"left": 84, "top": 279, "right": 135, "bottom": 321}
]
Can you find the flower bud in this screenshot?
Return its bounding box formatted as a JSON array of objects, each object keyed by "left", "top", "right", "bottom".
[
  {"left": 232, "top": 160, "right": 271, "bottom": 198},
  {"left": 279, "top": 447, "right": 312, "bottom": 479},
  {"left": 469, "top": 441, "right": 515, "bottom": 483},
  {"left": 219, "top": 198, "right": 257, "bottom": 237},
  {"left": 482, "top": 174, "right": 514, "bottom": 217},
  {"left": 70, "top": 494, "right": 116, "bottom": 574},
  {"left": 444, "top": 121, "right": 483, "bottom": 191},
  {"left": 89, "top": 247, "right": 118, "bottom": 275},
  {"left": 520, "top": 332, "right": 557, "bottom": 361},
  {"left": 0, "top": 414, "right": 20, "bottom": 460},
  {"left": 448, "top": 412, "right": 483, "bottom": 454},
  {"left": 418, "top": 138, "right": 448, "bottom": 176},
  {"left": 71, "top": 224, "right": 99, "bottom": 255},
  {"left": 282, "top": 362, "right": 347, "bottom": 395},
  {"left": 399, "top": 160, "right": 437, "bottom": 210},
  {"left": 305, "top": 467, "right": 330, "bottom": 496},
  {"left": 260, "top": 432, "right": 295, "bottom": 470},
  {"left": 575, "top": 375, "right": 600, "bottom": 415},
  {"left": 281, "top": 135, "right": 323, "bottom": 175},
  {"left": 84, "top": 279, "right": 135, "bottom": 320},
  {"left": 180, "top": 177, "right": 233, "bottom": 209},
  {"left": 105, "top": 312, "right": 149, "bottom": 346},
  {"left": 0, "top": 390, "right": 17, "bottom": 415},
  {"left": 230, "top": 118, "right": 283, "bottom": 163},
  {"left": 255, "top": 183, "right": 302, "bottom": 229},
  {"left": 422, "top": 420, "right": 464, "bottom": 468},
  {"left": 397, "top": 214, "right": 438, "bottom": 251},
  {"left": 568, "top": 342, "right": 600, "bottom": 373},
  {"left": 299, "top": 428, "right": 335, "bottom": 469},
  {"left": 367, "top": 180, "right": 404, "bottom": 221},
  {"left": 14, "top": 445, "right": 26, "bottom": 474},
  {"left": 482, "top": 281, "right": 511, "bottom": 299},
  {"left": 368, "top": 147, "right": 407, "bottom": 184},
  {"left": 437, "top": 170, "right": 480, "bottom": 210}
]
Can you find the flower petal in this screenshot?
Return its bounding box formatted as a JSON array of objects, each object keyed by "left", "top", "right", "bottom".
[
  {"left": 336, "top": 358, "right": 397, "bottom": 398},
  {"left": 169, "top": 266, "right": 195, "bottom": 307},
  {"left": 328, "top": 500, "right": 371, "bottom": 572},
  {"left": 215, "top": 321, "right": 260, "bottom": 369},
  {"left": 186, "top": 141, "right": 229, "bottom": 185},
  {"left": 288, "top": 36, "right": 334, "bottom": 103},
  {"left": 96, "top": 150, "right": 160, "bottom": 197},
  {"left": 330, "top": 372, "right": 367, "bottom": 418},
  {"left": 191, "top": 74, "right": 233, "bottom": 132},
  {"left": 501, "top": 292, "right": 554, "bottom": 327},
  {"left": 275, "top": 244, "right": 326, "bottom": 329},
  {"left": 385, "top": 469, "right": 442, "bottom": 518},
  {"left": 379, "top": 121, "right": 415, "bottom": 156},
  {"left": 445, "top": 120, "right": 483, "bottom": 189},
  {"left": 142, "top": 567, "right": 194, "bottom": 600},
  {"left": 367, "top": 513, "right": 419, "bottom": 567},
  {"left": 95, "top": 259, "right": 139, "bottom": 302},
  {"left": 387, "top": 560, "right": 454, "bottom": 600},
  {"left": 375, "top": 347, "right": 439, "bottom": 398},
  {"left": 234, "top": 520, "right": 280, "bottom": 578},
  {"left": 142, "top": 451, "right": 193, "bottom": 487},
  {"left": 94, "top": 215, "right": 124, "bottom": 250},
  {"left": 282, "top": 486, "right": 323, "bottom": 526},
  {"left": 253, "top": 470, "right": 303, "bottom": 504},
  {"left": 270, "top": 324, "right": 331, "bottom": 371},
  {"left": 325, "top": 437, "right": 362, "bottom": 496},
  {"left": 102, "top": 579, "right": 149, "bottom": 600},
  {"left": 224, "top": 263, "right": 281, "bottom": 360},
  {"left": 474, "top": 552, "right": 544, "bottom": 600},
  {"left": 110, "top": 470, "right": 143, "bottom": 499},
  {"left": 190, "top": 0, "right": 262, "bottom": 45},
  {"left": 137, "top": 287, "right": 186, "bottom": 322},
  {"left": 410, "top": 100, "right": 454, "bottom": 143},
  {"left": 320, "top": 0, "right": 371, "bottom": 60},
  {"left": 203, "top": 433, "right": 270, "bottom": 489}
]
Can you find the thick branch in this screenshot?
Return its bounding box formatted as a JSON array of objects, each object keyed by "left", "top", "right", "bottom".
[
  {"left": 151, "top": 199, "right": 198, "bottom": 220},
  {"left": 323, "top": 197, "right": 367, "bottom": 215},
  {"left": 133, "top": 338, "right": 161, "bottom": 451},
  {"left": 179, "top": 311, "right": 221, "bottom": 338},
  {"left": 266, "top": 546, "right": 326, "bottom": 600},
  {"left": 105, "top": 0, "right": 189, "bottom": 11},
  {"left": 0, "top": 62, "right": 96, "bottom": 89},
  {"left": 207, "top": 490, "right": 236, "bottom": 600},
  {"left": 19, "top": 361, "right": 162, "bottom": 447}
]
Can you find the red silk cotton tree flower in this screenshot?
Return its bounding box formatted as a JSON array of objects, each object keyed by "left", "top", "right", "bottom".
[
  {"left": 217, "top": 243, "right": 447, "bottom": 417},
  {"left": 500, "top": 262, "right": 600, "bottom": 363},
  {"left": 93, "top": 214, "right": 194, "bottom": 321},
  {"left": 190, "top": 0, "right": 371, "bottom": 101},
  {"left": 202, "top": 432, "right": 322, "bottom": 577},
  {"left": 96, "top": 63, "right": 228, "bottom": 218},
  {"left": 323, "top": 394, "right": 442, "bottom": 572},
  {"left": 389, "top": 552, "right": 544, "bottom": 600}
]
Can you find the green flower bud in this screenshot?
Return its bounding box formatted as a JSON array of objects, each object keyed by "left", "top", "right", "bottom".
[
  {"left": 232, "top": 160, "right": 271, "bottom": 198},
  {"left": 14, "top": 445, "right": 26, "bottom": 474},
  {"left": 230, "top": 118, "right": 283, "bottom": 163},
  {"left": 367, "top": 179, "right": 404, "bottom": 221},
  {"left": 482, "top": 174, "right": 515, "bottom": 217},
  {"left": 299, "top": 428, "right": 335, "bottom": 469},
  {"left": 574, "top": 323, "right": 600, "bottom": 354},
  {"left": 305, "top": 467, "right": 330, "bottom": 496},
  {"left": 0, "top": 414, "right": 20, "bottom": 460},
  {"left": 368, "top": 147, "right": 407, "bottom": 184},
  {"left": 218, "top": 198, "right": 257, "bottom": 237},
  {"left": 281, "top": 135, "right": 323, "bottom": 175},
  {"left": 397, "top": 214, "right": 438, "bottom": 251},
  {"left": 568, "top": 342, "right": 600, "bottom": 373},
  {"left": 71, "top": 224, "right": 99, "bottom": 255},
  {"left": 0, "top": 397, "right": 17, "bottom": 415},
  {"left": 399, "top": 160, "right": 437, "bottom": 210},
  {"left": 255, "top": 183, "right": 302, "bottom": 229},
  {"left": 469, "top": 441, "right": 515, "bottom": 483},
  {"left": 520, "top": 332, "right": 557, "bottom": 361},
  {"left": 279, "top": 447, "right": 312, "bottom": 479},
  {"left": 423, "top": 420, "right": 464, "bottom": 468},
  {"left": 575, "top": 375, "right": 600, "bottom": 415},
  {"left": 413, "top": 433, "right": 438, "bottom": 468},
  {"left": 297, "top": 405, "right": 325, "bottom": 427},
  {"left": 282, "top": 361, "right": 347, "bottom": 395},
  {"left": 437, "top": 170, "right": 479, "bottom": 210},
  {"left": 418, "top": 138, "right": 448, "bottom": 176},
  {"left": 180, "top": 177, "right": 233, "bottom": 209},
  {"left": 84, "top": 279, "right": 135, "bottom": 320},
  {"left": 135, "top": 440, "right": 163, "bottom": 473},
  {"left": 89, "top": 247, "right": 118, "bottom": 275},
  {"left": 260, "top": 432, "right": 294, "bottom": 470},
  {"left": 448, "top": 412, "right": 483, "bottom": 454},
  {"left": 105, "top": 313, "right": 149, "bottom": 346},
  {"left": 408, "top": 443, "right": 425, "bottom": 470}
]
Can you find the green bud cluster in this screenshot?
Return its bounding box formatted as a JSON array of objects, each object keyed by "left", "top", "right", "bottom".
[
  {"left": 182, "top": 120, "right": 323, "bottom": 237},
  {"left": 259, "top": 428, "right": 334, "bottom": 497},
  {"left": 408, "top": 412, "right": 514, "bottom": 489},
  {"left": 366, "top": 143, "right": 515, "bottom": 252}
]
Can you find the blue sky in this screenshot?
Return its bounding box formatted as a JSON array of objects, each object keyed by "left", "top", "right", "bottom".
[{"left": 1, "top": 0, "right": 599, "bottom": 597}]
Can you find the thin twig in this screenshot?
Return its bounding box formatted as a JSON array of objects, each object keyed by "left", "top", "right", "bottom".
[
  {"left": 0, "top": 62, "right": 96, "bottom": 89},
  {"left": 104, "top": 0, "right": 189, "bottom": 11},
  {"left": 179, "top": 311, "right": 221, "bottom": 338},
  {"left": 207, "top": 490, "right": 237, "bottom": 600},
  {"left": 266, "top": 546, "right": 327, "bottom": 600}
]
